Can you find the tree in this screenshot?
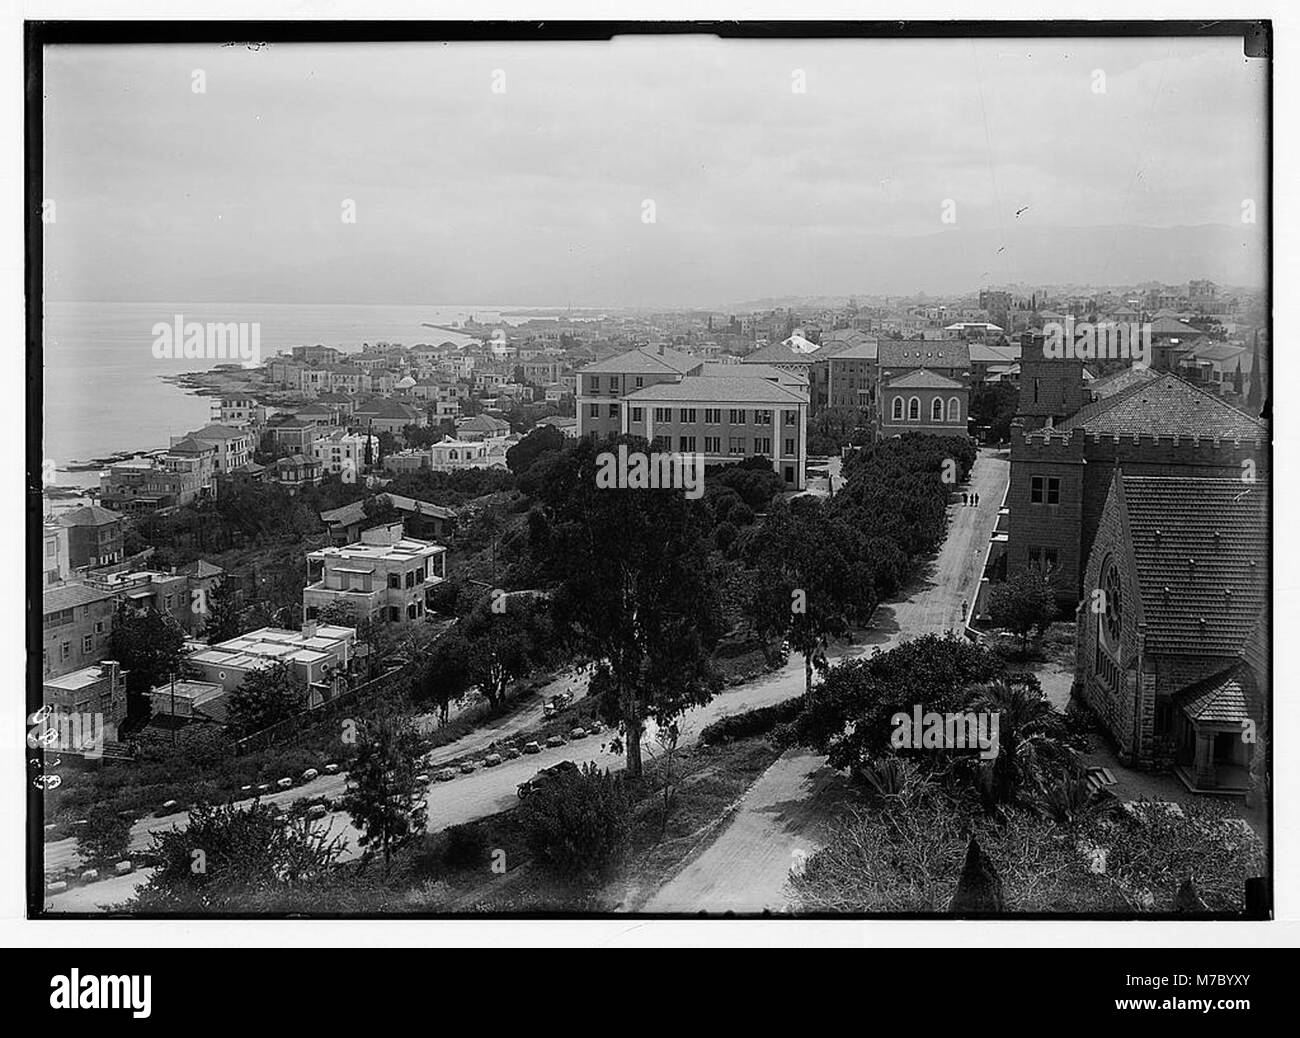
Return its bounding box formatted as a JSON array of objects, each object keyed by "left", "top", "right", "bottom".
[
  {"left": 541, "top": 435, "right": 723, "bottom": 777},
  {"left": 415, "top": 629, "right": 473, "bottom": 724},
  {"left": 519, "top": 763, "right": 632, "bottom": 883},
  {"left": 202, "top": 579, "right": 244, "bottom": 644},
  {"left": 108, "top": 605, "right": 188, "bottom": 721},
  {"left": 227, "top": 661, "right": 303, "bottom": 735},
  {"left": 76, "top": 811, "right": 133, "bottom": 868},
  {"left": 988, "top": 564, "right": 1059, "bottom": 650},
  {"left": 459, "top": 598, "right": 554, "bottom": 713},
  {"left": 506, "top": 424, "right": 565, "bottom": 475},
  {"left": 743, "top": 500, "right": 864, "bottom": 690},
  {"left": 129, "top": 800, "right": 342, "bottom": 911},
  {"left": 341, "top": 714, "right": 427, "bottom": 873}
]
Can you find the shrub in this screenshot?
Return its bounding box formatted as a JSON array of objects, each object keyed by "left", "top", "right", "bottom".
[
  {"left": 519, "top": 763, "right": 632, "bottom": 882},
  {"left": 699, "top": 696, "right": 805, "bottom": 745}
]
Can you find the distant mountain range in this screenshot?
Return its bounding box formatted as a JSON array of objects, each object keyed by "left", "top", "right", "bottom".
[{"left": 723, "top": 223, "right": 1266, "bottom": 310}]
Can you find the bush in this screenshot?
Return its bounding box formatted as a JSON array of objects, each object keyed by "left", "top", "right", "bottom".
[
  {"left": 699, "top": 696, "right": 805, "bottom": 745},
  {"left": 519, "top": 763, "right": 632, "bottom": 882},
  {"left": 443, "top": 823, "right": 490, "bottom": 868}
]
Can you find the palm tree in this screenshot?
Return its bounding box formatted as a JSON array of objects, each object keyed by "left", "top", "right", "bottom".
[{"left": 968, "top": 677, "right": 1077, "bottom": 808}]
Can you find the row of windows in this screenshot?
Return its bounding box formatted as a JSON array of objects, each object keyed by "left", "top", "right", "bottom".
[
  {"left": 589, "top": 405, "right": 799, "bottom": 424},
  {"left": 889, "top": 396, "right": 962, "bottom": 423},
  {"left": 385, "top": 567, "right": 428, "bottom": 590},
  {"left": 647, "top": 436, "right": 793, "bottom": 456}
]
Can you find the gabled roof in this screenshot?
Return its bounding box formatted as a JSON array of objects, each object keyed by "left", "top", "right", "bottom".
[
  {"left": 579, "top": 345, "right": 699, "bottom": 376},
  {"left": 878, "top": 341, "right": 971, "bottom": 370},
  {"left": 742, "top": 342, "right": 820, "bottom": 366},
  {"left": 827, "top": 340, "right": 880, "bottom": 362},
  {"left": 1088, "top": 364, "right": 1159, "bottom": 401},
  {"left": 1118, "top": 475, "right": 1267, "bottom": 658},
  {"left": 43, "top": 582, "right": 114, "bottom": 613},
  {"left": 884, "top": 368, "right": 966, "bottom": 391},
  {"left": 1150, "top": 317, "right": 1208, "bottom": 337},
  {"left": 58, "top": 505, "right": 122, "bottom": 528},
  {"left": 188, "top": 424, "right": 251, "bottom": 440},
  {"left": 353, "top": 398, "right": 420, "bottom": 420},
  {"left": 168, "top": 436, "right": 213, "bottom": 454},
  {"left": 1176, "top": 662, "right": 1263, "bottom": 725},
  {"left": 968, "top": 343, "right": 1021, "bottom": 364},
  {"left": 1057, "top": 372, "right": 1266, "bottom": 441},
  {"left": 179, "top": 559, "right": 225, "bottom": 579}
]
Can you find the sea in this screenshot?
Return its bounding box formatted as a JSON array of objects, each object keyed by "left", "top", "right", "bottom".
[{"left": 40, "top": 300, "right": 521, "bottom": 507}]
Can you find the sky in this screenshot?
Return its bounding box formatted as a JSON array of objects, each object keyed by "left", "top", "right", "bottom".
[{"left": 42, "top": 35, "right": 1268, "bottom": 307}]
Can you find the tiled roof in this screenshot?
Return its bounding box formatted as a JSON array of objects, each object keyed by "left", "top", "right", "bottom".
[
  {"left": 58, "top": 505, "right": 122, "bottom": 528},
  {"left": 1150, "top": 317, "right": 1208, "bottom": 337},
  {"left": 43, "top": 582, "right": 114, "bottom": 613},
  {"left": 189, "top": 424, "right": 251, "bottom": 440},
  {"left": 579, "top": 346, "right": 699, "bottom": 376},
  {"left": 354, "top": 398, "right": 419, "bottom": 419},
  {"left": 623, "top": 375, "right": 808, "bottom": 404},
  {"left": 742, "top": 342, "right": 820, "bottom": 366},
  {"left": 968, "top": 343, "right": 1021, "bottom": 364},
  {"left": 1057, "top": 372, "right": 1266, "bottom": 441},
  {"left": 701, "top": 362, "right": 807, "bottom": 385},
  {"left": 168, "top": 436, "right": 212, "bottom": 454},
  {"left": 878, "top": 341, "right": 971, "bottom": 370},
  {"left": 179, "top": 559, "right": 225, "bottom": 579},
  {"left": 827, "top": 341, "right": 880, "bottom": 361},
  {"left": 1120, "top": 475, "right": 1268, "bottom": 658},
  {"left": 1176, "top": 663, "right": 1263, "bottom": 725},
  {"left": 1088, "top": 364, "right": 1159, "bottom": 401},
  {"left": 884, "top": 368, "right": 966, "bottom": 391}
]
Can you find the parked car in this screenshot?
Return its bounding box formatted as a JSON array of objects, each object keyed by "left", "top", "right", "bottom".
[
  {"left": 484, "top": 753, "right": 502, "bottom": 767},
  {"left": 522, "top": 741, "right": 541, "bottom": 755},
  {"left": 436, "top": 768, "right": 456, "bottom": 782},
  {"left": 517, "top": 760, "right": 579, "bottom": 800}
]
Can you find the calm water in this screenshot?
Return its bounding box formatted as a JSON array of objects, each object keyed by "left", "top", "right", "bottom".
[{"left": 41, "top": 301, "right": 518, "bottom": 469}]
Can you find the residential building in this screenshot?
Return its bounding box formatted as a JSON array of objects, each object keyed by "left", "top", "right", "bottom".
[
  {"left": 312, "top": 429, "right": 378, "bottom": 479},
  {"left": 175, "top": 424, "right": 254, "bottom": 475},
  {"left": 186, "top": 622, "right": 357, "bottom": 695},
  {"left": 576, "top": 345, "right": 702, "bottom": 441},
  {"left": 303, "top": 522, "right": 447, "bottom": 624},
  {"left": 42, "top": 522, "right": 70, "bottom": 587},
  {"left": 42, "top": 583, "right": 116, "bottom": 680},
  {"left": 268, "top": 453, "right": 323, "bottom": 490}
]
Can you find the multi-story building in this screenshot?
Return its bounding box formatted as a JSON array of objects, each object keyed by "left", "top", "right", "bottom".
[
  {"left": 42, "top": 522, "right": 70, "bottom": 587},
  {"left": 312, "top": 429, "right": 377, "bottom": 479},
  {"left": 824, "top": 337, "right": 880, "bottom": 411},
  {"left": 268, "top": 453, "right": 323, "bottom": 491},
  {"left": 878, "top": 370, "right": 968, "bottom": 437},
  {"left": 577, "top": 345, "right": 702, "bottom": 441},
  {"left": 211, "top": 396, "right": 266, "bottom": 428},
  {"left": 99, "top": 437, "right": 218, "bottom": 513},
  {"left": 303, "top": 522, "right": 447, "bottom": 624},
  {"left": 177, "top": 424, "right": 254, "bottom": 475},
  {"left": 42, "top": 583, "right": 117, "bottom": 680},
  {"left": 352, "top": 397, "right": 424, "bottom": 436}
]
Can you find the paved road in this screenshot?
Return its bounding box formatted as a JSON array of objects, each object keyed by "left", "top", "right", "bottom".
[
  {"left": 644, "top": 451, "right": 1011, "bottom": 913},
  {"left": 46, "top": 452, "right": 1010, "bottom": 912}
]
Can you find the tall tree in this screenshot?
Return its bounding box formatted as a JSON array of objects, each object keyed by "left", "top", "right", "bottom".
[
  {"left": 541, "top": 436, "right": 723, "bottom": 777},
  {"left": 341, "top": 714, "right": 427, "bottom": 873},
  {"left": 108, "top": 605, "right": 187, "bottom": 721},
  {"left": 202, "top": 579, "right": 244, "bottom": 644},
  {"left": 227, "top": 661, "right": 303, "bottom": 735}
]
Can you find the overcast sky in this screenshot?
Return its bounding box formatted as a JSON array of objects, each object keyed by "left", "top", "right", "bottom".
[{"left": 42, "top": 35, "right": 1267, "bottom": 307}]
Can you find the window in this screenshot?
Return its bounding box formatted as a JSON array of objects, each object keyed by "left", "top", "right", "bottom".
[
  {"left": 654, "top": 407, "right": 672, "bottom": 423},
  {"left": 704, "top": 436, "right": 721, "bottom": 453},
  {"left": 608, "top": 404, "right": 619, "bottom": 419},
  {"left": 388, "top": 573, "right": 401, "bottom": 589},
  {"left": 405, "top": 570, "right": 416, "bottom": 589},
  {"left": 679, "top": 436, "right": 697, "bottom": 452},
  {"left": 948, "top": 396, "right": 961, "bottom": 422},
  {"left": 607, "top": 376, "right": 619, "bottom": 393},
  {"left": 1030, "top": 476, "right": 1061, "bottom": 505},
  {"left": 704, "top": 408, "right": 722, "bottom": 424},
  {"left": 908, "top": 397, "right": 920, "bottom": 421},
  {"left": 784, "top": 409, "right": 799, "bottom": 424},
  {"left": 408, "top": 603, "right": 418, "bottom": 620},
  {"left": 754, "top": 437, "right": 771, "bottom": 455},
  {"left": 590, "top": 376, "right": 600, "bottom": 392},
  {"left": 892, "top": 397, "right": 904, "bottom": 421},
  {"left": 730, "top": 409, "right": 746, "bottom": 424},
  {"left": 45, "top": 541, "right": 56, "bottom": 557},
  {"left": 94, "top": 620, "right": 104, "bottom": 634},
  {"left": 680, "top": 408, "right": 697, "bottom": 423},
  {"left": 755, "top": 410, "right": 772, "bottom": 426},
  {"left": 388, "top": 606, "right": 401, "bottom": 622},
  {"left": 60, "top": 641, "right": 71, "bottom": 661},
  {"left": 784, "top": 438, "right": 795, "bottom": 456},
  {"left": 588, "top": 403, "right": 599, "bottom": 418},
  {"left": 631, "top": 407, "right": 644, "bottom": 422},
  {"left": 635, "top": 376, "right": 644, "bottom": 388},
  {"left": 728, "top": 437, "right": 746, "bottom": 455},
  {"left": 82, "top": 634, "right": 93, "bottom": 653},
  {"left": 931, "top": 398, "right": 944, "bottom": 422}
]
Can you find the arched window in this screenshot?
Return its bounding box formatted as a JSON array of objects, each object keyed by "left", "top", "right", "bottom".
[
  {"left": 908, "top": 396, "right": 920, "bottom": 421},
  {"left": 892, "top": 396, "right": 903, "bottom": 421},
  {"left": 931, "top": 398, "right": 944, "bottom": 422},
  {"left": 947, "top": 396, "right": 961, "bottom": 423}
]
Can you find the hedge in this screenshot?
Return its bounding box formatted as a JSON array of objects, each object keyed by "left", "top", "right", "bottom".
[{"left": 699, "top": 696, "right": 805, "bottom": 745}]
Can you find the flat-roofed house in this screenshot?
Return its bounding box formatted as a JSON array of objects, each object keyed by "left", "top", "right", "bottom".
[{"left": 303, "top": 522, "right": 447, "bottom": 624}]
